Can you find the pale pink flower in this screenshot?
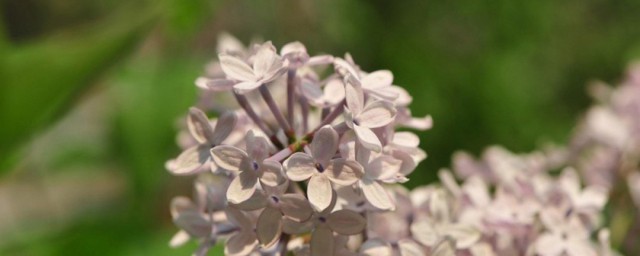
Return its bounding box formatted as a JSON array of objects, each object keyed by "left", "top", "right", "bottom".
[
  {"left": 284, "top": 125, "right": 364, "bottom": 211},
  {"left": 534, "top": 208, "right": 597, "bottom": 256},
  {"left": 219, "top": 41, "right": 288, "bottom": 94}
]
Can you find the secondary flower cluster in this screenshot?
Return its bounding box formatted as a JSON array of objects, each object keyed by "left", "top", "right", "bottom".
[{"left": 166, "top": 34, "right": 434, "bottom": 256}]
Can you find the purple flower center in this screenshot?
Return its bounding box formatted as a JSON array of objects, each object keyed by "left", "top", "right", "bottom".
[
  {"left": 252, "top": 161, "right": 259, "bottom": 171},
  {"left": 318, "top": 217, "right": 327, "bottom": 223},
  {"left": 271, "top": 196, "right": 280, "bottom": 203},
  {"left": 315, "top": 163, "right": 325, "bottom": 173}
]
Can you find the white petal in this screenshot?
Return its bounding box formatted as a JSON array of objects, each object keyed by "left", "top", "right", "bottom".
[
  {"left": 367, "top": 87, "right": 399, "bottom": 101},
  {"left": 224, "top": 207, "right": 252, "bottom": 230},
  {"left": 406, "top": 114, "right": 433, "bottom": 130},
  {"left": 334, "top": 58, "right": 360, "bottom": 81},
  {"left": 310, "top": 225, "right": 335, "bottom": 256},
  {"left": 366, "top": 155, "right": 402, "bottom": 180},
  {"left": 187, "top": 107, "right": 216, "bottom": 144},
  {"left": 280, "top": 194, "right": 313, "bottom": 222},
  {"left": 245, "top": 130, "right": 271, "bottom": 162},
  {"left": 359, "top": 239, "right": 392, "bottom": 256},
  {"left": 260, "top": 159, "right": 286, "bottom": 187},
  {"left": 411, "top": 220, "right": 439, "bottom": 247},
  {"left": 566, "top": 239, "right": 597, "bottom": 256},
  {"left": 226, "top": 170, "right": 258, "bottom": 204},
  {"left": 308, "top": 174, "right": 334, "bottom": 211},
  {"left": 325, "top": 159, "right": 363, "bottom": 186},
  {"left": 362, "top": 70, "right": 393, "bottom": 88},
  {"left": 361, "top": 179, "right": 394, "bottom": 210},
  {"left": 170, "top": 197, "right": 211, "bottom": 237},
  {"left": 327, "top": 209, "right": 366, "bottom": 235},
  {"left": 233, "top": 81, "right": 262, "bottom": 94},
  {"left": 284, "top": 153, "right": 317, "bottom": 181},
  {"left": 392, "top": 132, "right": 420, "bottom": 148},
  {"left": 256, "top": 207, "right": 283, "bottom": 247},
  {"left": 323, "top": 79, "right": 346, "bottom": 106},
  {"left": 169, "top": 145, "right": 209, "bottom": 175},
  {"left": 535, "top": 233, "right": 566, "bottom": 256},
  {"left": 229, "top": 189, "right": 267, "bottom": 211},
  {"left": 356, "top": 100, "right": 396, "bottom": 128},
  {"left": 345, "top": 79, "right": 364, "bottom": 115},
  {"left": 211, "top": 145, "right": 248, "bottom": 172},
  {"left": 397, "top": 239, "right": 424, "bottom": 256},
  {"left": 253, "top": 42, "right": 281, "bottom": 78},
  {"left": 445, "top": 223, "right": 481, "bottom": 249},
  {"left": 311, "top": 125, "right": 339, "bottom": 166},
  {"left": 225, "top": 231, "right": 258, "bottom": 256},
  {"left": 210, "top": 111, "right": 237, "bottom": 145},
  {"left": 307, "top": 54, "right": 334, "bottom": 66},
  {"left": 431, "top": 238, "right": 456, "bottom": 256},
  {"left": 301, "top": 80, "right": 325, "bottom": 106},
  {"left": 195, "top": 77, "right": 235, "bottom": 91},
  {"left": 282, "top": 218, "right": 314, "bottom": 234},
  {"left": 353, "top": 125, "right": 382, "bottom": 152},
  {"left": 219, "top": 53, "right": 256, "bottom": 81},
  {"left": 169, "top": 230, "right": 191, "bottom": 248}
]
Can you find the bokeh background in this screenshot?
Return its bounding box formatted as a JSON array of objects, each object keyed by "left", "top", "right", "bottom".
[{"left": 2, "top": 0, "right": 640, "bottom": 255}]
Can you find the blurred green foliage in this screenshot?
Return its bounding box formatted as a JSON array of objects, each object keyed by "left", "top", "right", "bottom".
[{"left": 1, "top": 0, "right": 640, "bottom": 255}]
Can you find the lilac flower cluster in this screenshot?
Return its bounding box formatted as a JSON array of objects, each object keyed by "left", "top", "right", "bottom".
[
  {"left": 167, "top": 34, "right": 639, "bottom": 255},
  {"left": 167, "top": 34, "right": 432, "bottom": 256}
]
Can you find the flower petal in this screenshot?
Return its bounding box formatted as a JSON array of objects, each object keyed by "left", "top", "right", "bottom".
[
  {"left": 226, "top": 170, "right": 258, "bottom": 204},
  {"left": 253, "top": 42, "right": 282, "bottom": 79},
  {"left": 410, "top": 220, "right": 439, "bottom": 247},
  {"left": 210, "top": 111, "right": 237, "bottom": 145},
  {"left": 229, "top": 189, "right": 267, "bottom": 211},
  {"left": 284, "top": 153, "right": 316, "bottom": 181},
  {"left": 353, "top": 125, "right": 382, "bottom": 152},
  {"left": 397, "top": 239, "right": 424, "bottom": 256},
  {"left": 345, "top": 79, "right": 364, "bottom": 115},
  {"left": 431, "top": 238, "right": 456, "bottom": 256},
  {"left": 195, "top": 77, "right": 235, "bottom": 92},
  {"left": 327, "top": 209, "right": 366, "bottom": 235},
  {"left": 362, "top": 70, "right": 393, "bottom": 88},
  {"left": 366, "top": 155, "right": 402, "bottom": 180},
  {"left": 169, "top": 145, "right": 210, "bottom": 175},
  {"left": 260, "top": 159, "right": 286, "bottom": 187},
  {"left": 256, "top": 207, "right": 283, "bottom": 247},
  {"left": 310, "top": 225, "right": 335, "bottom": 256},
  {"left": 361, "top": 179, "right": 394, "bottom": 210},
  {"left": 282, "top": 218, "right": 314, "bottom": 234},
  {"left": 311, "top": 125, "right": 339, "bottom": 166},
  {"left": 187, "top": 107, "right": 216, "bottom": 144},
  {"left": 211, "top": 145, "right": 248, "bottom": 172},
  {"left": 219, "top": 53, "right": 256, "bottom": 81},
  {"left": 445, "top": 223, "right": 481, "bottom": 249},
  {"left": 359, "top": 239, "right": 392, "bottom": 256},
  {"left": 170, "top": 197, "right": 211, "bottom": 237},
  {"left": 225, "top": 207, "right": 253, "bottom": 230},
  {"left": 233, "top": 81, "right": 262, "bottom": 94},
  {"left": 245, "top": 130, "right": 271, "bottom": 162},
  {"left": 225, "top": 231, "right": 258, "bottom": 256},
  {"left": 280, "top": 194, "right": 313, "bottom": 222},
  {"left": 356, "top": 100, "right": 396, "bottom": 128},
  {"left": 169, "top": 230, "right": 191, "bottom": 248},
  {"left": 392, "top": 132, "right": 420, "bottom": 148},
  {"left": 325, "top": 159, "right": 363, "bottom": 186},
  {"left": 535, "top": 233, "right": 565, "bottom": 256},
  {"left": 323, "top": 79, "right": 346, "bottom": 106},
  {"left": 308, "top": 174, "right": 334, "bottom": 211}
]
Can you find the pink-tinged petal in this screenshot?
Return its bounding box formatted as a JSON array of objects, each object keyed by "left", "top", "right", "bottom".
[
  {"left": 280, "top": 194, "right": 313, "bottom": 222},
  {"left": 397, "top": 239, "right": 424, "bottom": 256},
  {"left": 210, "top": 111, "right": 237, "bottom": 145},
  {"left": 307, "top": 54, "right": 334, "bottom": 66},
  {"left": 245, "top": 130, "right": 271, "bottom": 161},
  {"left": 169, "top": 230, "right": 190, "bottom": 248},
  {"left": 301, "top": 80, "right": 325, "bottom": 106},
  {"left": 323, "top": 79, "right": 346, "bottom": 106},
  {"left": 390, "top": 86, "right": 413, "bottom": 106},
  {"left": 233, "top": 81, "right": 262, "bottom": 94},
  {"left": 362, "top": 70, "right": 393, "bottom": 88},
  {"left": 345, "top": 79, "right": 364, "bottom": 115},
  {"left": 225, "top": 231, "right": 258, "bottom": 256},
  {"left": 281, "top": 41, "right": 307, "bottom": 56},
  {"left": 169, "top": 145, "right": 209, "bottom": 175},
  {"left": 226, "top": 170, "right": 258, "bottom": 204},
  {"left": 253, "top": 42, "right": 281, "bottom": 78},
  {"left": 308, "top": 174, "right": 334, "bottom": 211},
  {"left": 431, "top": 238, "right": 456, "bottom": 256},
  {"left": 438, "top": 169, "right": 462, "bottom": 198},
  {"left": 406, "top": 115, "right": 433, "bottom": 131},
  {"left": 229, "top": 190, "right": 267, "bottom": 211},
  {"left": 470, "top": 243, "right": 496, "bottom": 256},
  {"left": 429, "top": 189, "right": 451, "bottom": 223},
  {"left": 366, "top": 155, "right": 402, "bottom": 180},
  {"left": 219, "top": 53, "right": 256, "bottom": 81},
  {"left": 260, "top": 159, "right": 286, "bottom": 187},
  {"left": 170, "top": 197, "right": 211, "bottom": 237},
  {"left": 211, "top": 145, "right": 248, "bottom": 172},
  {"left": 463, "top": 176, "right": 491, "bottom": 206},
  {"left": 353, "top": 125, "right": 382, "bottom": 152},
  {"left": 535, "top": 233, "right": 566, "bottom": 256},
  {"left": 282, "top": 218, "right": 314, "bottom": 234},
  {"left": 577, "top": 186, "right": 608, "bottom": 210},
  {"left": 360, "top": 179, "right": 394, "bottom": 210},
  {"left": 334, "top": 58, "right": 361, "bottom": 81},
  {"left": 393, "top": 132, "right": 420, "bottom": 148},
  {"left": 310, "top": 225, "right": 335, "bottom": 256},
  {"left": 566, "top": 240, "right": 597, "bottom": 256},
  {"left": 284, "top": 153, "right": 316, "bottom": 181},
  {"left": 311, "top": 125, "right": 339, "bottom": 166},
  {"left": 356, "top": 100, "right": 397, "bottom": 128},
  {"left": 327, "top": 209, "right": 366, "bottom": 235},
  {"left": 224, "top": 207, "right": 252, "bottom": 230},
  {"left": 187, "top": 107, "right": 216, "bottom": 144},
  {"left": 367, "top": 87, "right": 399, "bottom": 101},
  {"left": 325, "top": 159, "right": 363, "bottom": 186},
  {"left": 446, "top": 223, "right": 481, "bottom": 249},
  {"left": 411, "top": 220, "right": 439, "bottom": 247},
  {"left": 216, "top": 32, "right": 245, "bottom": 54},
  {"left": 359, "top": 239, "right": 392, "bottom": 256},
  {"left": 195, "top": 77, "right": 235, "bottom": 91},
  {"left": 256, "top": 207, "right": 283, "bottom": 247}
]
